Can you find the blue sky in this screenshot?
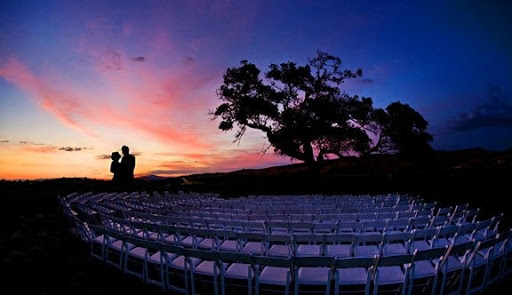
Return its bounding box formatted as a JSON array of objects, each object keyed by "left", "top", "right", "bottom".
[{"left": 0, "top": 0, "right": 511, "bottom": 179}]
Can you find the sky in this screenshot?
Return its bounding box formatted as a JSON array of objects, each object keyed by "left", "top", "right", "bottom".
[{"left": 1, "top": 0, "right": 511, "bottom": 180}]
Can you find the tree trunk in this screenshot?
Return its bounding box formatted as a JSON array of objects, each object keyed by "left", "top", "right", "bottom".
[{"left": 302, "top": 141, "right": 315, "bottom": 164}]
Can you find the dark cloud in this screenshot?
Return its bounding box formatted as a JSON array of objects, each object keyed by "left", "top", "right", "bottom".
[
  {"left": 59, "top": 147, "right": 82, "bottom": 152},
  {"left": 359, "top": 78, "right": 374, "bottom": 85},
  {"left": 19, "top": 140, "right": 45, "bottom": 145},
  {"left": 131, "top": 56, "right": 146, "bottom": 62},
  {"left": 1, "top": 140, "right": 9, "bottom": 143},
  {"left": 184, "top": 56, "right": 194, "bottom": 65},
  {"left": 99, "top": 49, "right": 123, "bottom": 71},
  {"left": 98, "top": 151, "right": 140, "bottom": 160},
  {"left": 446, "top": 86, "right": 512, "bottom": 132}
]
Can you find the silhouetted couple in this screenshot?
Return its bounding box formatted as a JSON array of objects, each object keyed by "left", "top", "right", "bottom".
[{"left": 110, "top": 145, "right": 136, "bottom": 185}]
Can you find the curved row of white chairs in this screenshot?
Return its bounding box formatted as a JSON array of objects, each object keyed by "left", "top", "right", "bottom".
[
  {"left": 59, "top": 192, "right": 512, "bottom": 294},
  {"left": 94, "top": 214, "right": 500, "bottom": 259},
  {"left": 84, "top": 223, "right": 512, "bottom": 295}
]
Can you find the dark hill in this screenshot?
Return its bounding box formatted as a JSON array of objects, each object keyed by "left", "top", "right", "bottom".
[{"left": 178, "top": 148, "right": 512, "bottom": 196}]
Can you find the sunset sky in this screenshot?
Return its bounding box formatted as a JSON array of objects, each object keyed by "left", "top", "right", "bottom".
[{"left": 1, "top": 0, "right": 511, "bottom": 180}]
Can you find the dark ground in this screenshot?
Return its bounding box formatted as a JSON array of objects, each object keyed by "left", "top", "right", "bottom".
[{"left": 1, "top": 149, "right": 511, "bottom": 294}]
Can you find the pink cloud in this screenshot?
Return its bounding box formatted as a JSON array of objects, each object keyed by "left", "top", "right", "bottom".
[
  {"left": 0, "top": 53, "right": 221, "bottom": 152},
  {"left": 0, "top": 58, "right": 99, "bottom": 138}
]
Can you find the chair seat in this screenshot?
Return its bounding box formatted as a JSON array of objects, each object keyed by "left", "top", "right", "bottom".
[
  {"left": 181, "top": 236, "right": 201, "bottom": 248},
  {"left": 469, "top": 254, "right": 487, "bottom": 268},
  {"left": 337, "top": 268, "right": 369, "bottom": 285},
  {"left": 148, "top": 251, "right": 176, "bottom": 264},
  {"left": 298, "top": 267, "right": 330, "bottom": 284},
  {"left": 326, "top": 245, "right": 351, "bottom": 257},
  {"left": 194, "top": 261, "right": 226, "bottom": 276},
  {"left": 220, "top": 240, "right": 238, "bottom": 251},
  {"left": 435, "top": 238, "right": 452, "bottom": 248},
  {"left": 268, "top": 245, "right": 290, "bottom": 257},
  {"left": 259, "top": 266, "right": 289, "bottom": 285},
  {"left": 410, "top": 241, "right": 431, "bottom": 252},
  {"left": 382, "top": 243, "right": 407, "bottom": 256},
  {"left": 225, "top": 263, "right": 253, "bottom": 279},
  {"left": 128, "top": 247, "right": 147, "bottom": 259},
  {"left": 440, "top": 256, "right": 463, "bottom": 273},
  {"left": 198, "top": 238, "right": 217, "bottom": 249},
  {"left": 93, "top": 235, "right": 106, "bottom": 244},
  {"left": 170, "top": 256, "right": 200, "bottom": 270},
  {"left": 411, "top": 260, "right": 436, "bottom": 279},
  {"left": 297, "top": 245, "right": 322, "bottom": 256},
  {"left": 110, "top": 240, "right": 134, "bottom": 251},
  {"left": 147, "top": 231, "right": 160, "bottom": 240},
  {"left": 271, "top": 230, "right": 288, "bottom": 235},
  {"left": 375, "top": 266, "right": 405, "bottom": 285},
  {"left": 243, "top": 242, "right": 263, "bottom": 255},
  {"left": 164, "top": 234, "right": 177, "bottom": 244},
  {"left": 354, "top": 245, "right": 379, "bottom": 257}
]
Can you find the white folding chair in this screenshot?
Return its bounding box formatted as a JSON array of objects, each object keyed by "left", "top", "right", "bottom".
[
  {"left": 381, "top": 232, "right": 413, "bottom": 256},
  {"left": 437, "top": 240, "right": 475, "bottom": 295},
  {"left": 293, "top": 256, "right": 334, "bottom": 295},
  {"left": 187, "top": 248, "right": 223, "bottom": 295},
  {"left": 465, "top": 237, "right": 497, "bottom": 294},
  {"left": 334, "top": 256, "right": 377, "bottom": 295},
  {"left": 266, "top": 234, "right": 293, "bottom": 257},
  {"left": 252, "top": 255, "right": 292, "bottom": 295},
  {"left": 218, "top": 251, "right": 254, "bottom": 295},
  {"left": 353, "top": 233, "right": 383, "bottom": 257},
  {"left": 324, "top": 233, "right": 354, "bottom": 258},
  {"left": 373, "top": 254, "right": 414, "bottom": 295},
  {"left": 294, "top": 234, "right": 324, "bottom": 257}
]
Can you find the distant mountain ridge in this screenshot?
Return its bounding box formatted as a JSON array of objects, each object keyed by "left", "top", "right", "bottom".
[{"left": 171, "top": 148, "right": 512, "bottom": 181}]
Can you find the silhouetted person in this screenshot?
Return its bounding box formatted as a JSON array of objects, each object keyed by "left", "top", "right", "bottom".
[
  {"left": 120, "top": 145, "right": 136, "bottom": 184},
  {"left": 110, "top": 152, "right": 122, "bottom": 184}
]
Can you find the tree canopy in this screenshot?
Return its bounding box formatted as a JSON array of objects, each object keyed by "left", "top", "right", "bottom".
[{"left": 211, "top": 51, "right": 433, "bottom": 164}]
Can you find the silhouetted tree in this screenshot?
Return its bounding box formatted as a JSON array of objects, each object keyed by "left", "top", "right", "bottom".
[
  {"left": 211, "top": 51, "right": 432, "bottom": 164},
  {"left": 372, "top": 101, "right": 433, "bottom": 157}
]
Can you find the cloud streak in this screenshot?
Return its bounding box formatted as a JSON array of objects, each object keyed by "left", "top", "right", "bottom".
[
  {"left": 0, "top": 58, "right": 99, "bottom": 138},
  {"left": 1, "top": 139, "right": 92, "bottom": 153},
  {"left": 446, "top": 86, "right": 512, "bottom": 132},
  {"left": 59, "top": 146, "right": 91, "bottom": 152},
  {"left": 148, "top": 148, "right": 292, "bottom": 176},
  {"left": 0, "top": 55, "right": 221, "bottom": 152}
]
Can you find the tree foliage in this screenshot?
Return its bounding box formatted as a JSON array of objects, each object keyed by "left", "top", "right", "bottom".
[{"left": 211, "top": 51, "right": 433, "bottom": 164}]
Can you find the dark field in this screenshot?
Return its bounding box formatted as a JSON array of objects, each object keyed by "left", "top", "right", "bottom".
[{"left": 1, "top": 150, "right": 511, "bottom": 294}]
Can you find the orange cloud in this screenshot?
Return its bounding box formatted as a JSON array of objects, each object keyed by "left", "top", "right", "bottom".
[{"left": 150, "top": 149, "right": 292, "bottom": 176}]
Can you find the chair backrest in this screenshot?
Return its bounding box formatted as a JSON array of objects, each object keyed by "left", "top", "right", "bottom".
[
  {"left": 334, "top": 256, "right": 377, "bottom": 269},
  {"left": 383, "top": 232, "right": 413, "bottom": 244},
  {"left": 413, "top": 246, "right": 448, "bottom": 262},
  {"left": 412, "top": 227, "right": 438, "bottom": 240},
  {"left": 337, "top": 221, "right": 362, "bottom": 233},
  {"left": 292, "top": 256, "right": 334, "bottom": 268},
  {"left": 216, "top": 250, "right": 252, "bottom": 264},
  {"left": 251, "top": 255, "right": 292, "bottom": 268},
  {"left": 238, "top": 231, "right": 265, "bottom": 243},
  {"left": 375, "top": 253, "right": 414, "bottom": 267},
  {"left": 442, "top": 239, "right": 475, "bottom": 263},
  {"left": 186, "top": 248, "right": 217, "bottom": 261},
  {"left": 354, "top": 233, "right": 384, "bottom": 245},
  {"left": 466, "top": 237, "right": 497, "bottom": 267},
  {"left": 293, "top": 234, "right": 324, "bottom": 245},
  {"left": 323, "top": 233, "right": 354, "bottom": 244}
]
